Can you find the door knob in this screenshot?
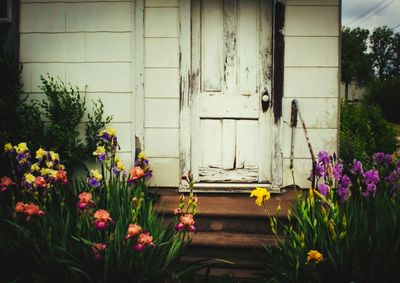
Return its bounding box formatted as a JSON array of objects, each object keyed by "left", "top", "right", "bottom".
[{"left": 261, "top": 89, "right": 270, "bottom": 112}]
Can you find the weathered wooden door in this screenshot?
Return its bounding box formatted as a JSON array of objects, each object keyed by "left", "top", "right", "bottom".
[{"left": 186, "top": 0, "right": 273, "bottom": 185}]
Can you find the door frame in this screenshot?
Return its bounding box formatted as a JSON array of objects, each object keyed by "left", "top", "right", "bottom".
[{"left": 178, "top": 0, "right": 284, "bottom": 192}]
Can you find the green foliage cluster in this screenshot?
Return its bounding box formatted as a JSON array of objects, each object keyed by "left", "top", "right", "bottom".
[
  {"left": 0, "top": 52, "right": 22, "bottom": 153},
  {"left": 262, "top": 153, "right": 400, "bottom": 283},
  {"left": 340, "top": 102, "right": 397, "bottom": 167},
  {"left": 341, "top": 26, "right": 400, "bottom": 123},
  {"left": 366, "top": 77, "right": 400, "bottom": 123},
  {"left": 0, "top": 50, "right": 111, "bottom": 175},
  {"left": 0, "top": 134, "right": 198, "bottom": 282}
]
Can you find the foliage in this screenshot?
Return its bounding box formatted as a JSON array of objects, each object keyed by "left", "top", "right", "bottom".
[
  {"left": 0, "top": 70, "right": 112, "bottom": 176},
  {"left": 259, "top": 151, "right": 400, "bottom": 283},
  {"left": 370, "top": 26, "right": 400, "bottom": 79},
  {"left": 366, "top": 76, "right": 400, "bottom": 123},
  {"left": 341, "top": 27, "right": 372, "bottom": 100},
  {"left": 0, "top": 129, "right": 199, "bottom": 282},
  {"left": 340, "top": 102, "right": 397, "bottom": 167},
  {"left": 0, "top": 52, "right": 23, "bottom": 172}
]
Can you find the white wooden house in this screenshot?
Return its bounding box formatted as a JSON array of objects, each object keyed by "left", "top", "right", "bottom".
[{"left": 7, "top": 0, "right": 340, "bottom": 191}]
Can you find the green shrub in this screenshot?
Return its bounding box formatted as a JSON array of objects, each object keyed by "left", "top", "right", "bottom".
[
  {"left": 260, "top": 151, "right": 400, "bottom": 283},
  {"left": 0, "top": 69, "right": 112, "bottom": 176},
  {"left": 366, "top": 77, "right": 400, "bottom": 123},
  {"left": 340, "top": 102, "right": 397, "bottom": 167},
  {"left": 0, "top": 53, "right": 22, "bottom": 162}
]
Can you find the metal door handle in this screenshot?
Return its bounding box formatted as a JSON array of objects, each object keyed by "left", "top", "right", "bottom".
[{"left": 261, "top": 89, "right": 270, "bottom": 112}]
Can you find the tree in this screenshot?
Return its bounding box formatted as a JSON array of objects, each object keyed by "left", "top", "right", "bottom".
[
  {"left": 369, "top": 26, "right": 399, "bottom": 79},
  {"left": 341, "top": 27, "right": 372, "bottom": 102}
]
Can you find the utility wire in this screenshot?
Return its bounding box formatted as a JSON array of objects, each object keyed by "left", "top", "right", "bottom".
[
  {"left": 392, "top": 23, "right": 400, "bottom": 30},
  {"left": 354, "top": 0, "right": 395, "bottom": 28},
  {"left": 348, "top": 0, "right": 389, "bottom": 27}
]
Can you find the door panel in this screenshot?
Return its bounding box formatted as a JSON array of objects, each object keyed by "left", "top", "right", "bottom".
[{"left": 191, "top": 0, "right": 272, "bottom": 183}]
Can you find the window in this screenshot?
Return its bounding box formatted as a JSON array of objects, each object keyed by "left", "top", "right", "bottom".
[
  {"left": 0, "top": 0, "right": 11, "bottom": 22},
  {"left": 1, "top": 0, "right": 18, "bottom": 60}
]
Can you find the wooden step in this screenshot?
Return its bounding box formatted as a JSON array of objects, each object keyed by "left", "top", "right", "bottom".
[
  {"left": 191, "top": 232, "right": 278, "bottom": 249},
  {"left": 157, "top": 189, "right": 297, "bottom": 219}
]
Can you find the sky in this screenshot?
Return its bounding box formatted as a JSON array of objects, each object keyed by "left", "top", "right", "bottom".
[{"left": 342, "top": 0, "right": 400, "bottom": 32}]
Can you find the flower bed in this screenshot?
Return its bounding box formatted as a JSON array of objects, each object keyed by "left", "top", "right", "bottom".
[
  {"left": 0, "top": 128, "right": 198, "bottom": 282},
  {"left": 255, "top": 151, "right": 400, "bottom": 283}
]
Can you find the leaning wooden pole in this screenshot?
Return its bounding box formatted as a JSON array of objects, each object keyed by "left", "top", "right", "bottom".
[{"left": 292, "top": 99, "right": 317, "bottom": 189}]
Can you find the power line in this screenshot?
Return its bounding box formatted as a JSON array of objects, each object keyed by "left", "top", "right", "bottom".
[
  {"left": 392, "top": 23, "right": 400, "bottom": 30},
  {"left": 354, "top": 0, "right": 395, "bottom": 28},
  {"left": 348, "top": 0, "right": 389, "bottom": 27}
]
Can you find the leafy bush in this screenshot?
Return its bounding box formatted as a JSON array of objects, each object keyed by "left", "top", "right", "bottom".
[
  {"left": 340, "top": 102, "right": 397, "bottom": 167},
  {"left": 0, "top": 70, "right": 112, "bottom": 176},
  {"left": 366, "top": 77, "right": 400, "bottom": 123},
  {"left": 0, "top": 52, "right": 23, "bottom": 161},
  {"left": 258, "top": 151, "right": 400, "bottom": 283},
  {"left": 0, "top": 128, "right": 199, "bottom": 282}
]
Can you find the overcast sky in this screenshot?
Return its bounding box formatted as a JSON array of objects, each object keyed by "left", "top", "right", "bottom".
[{"left": 342, "top": 0, "right": 400, "bottom": 31}]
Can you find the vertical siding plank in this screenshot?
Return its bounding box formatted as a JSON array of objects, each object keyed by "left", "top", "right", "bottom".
[
  {"left": 202, "top": 0, "right": 223, "bottom": 92},
  {"left": 238, "top": 0, "right": 257, "bottom": 93},
  {"left": 191, "top": 0, "right": 202, "bottom": 181},
  {"left": 179, "top": 0, "right": 191, "bottom": 178},
  {"left": 258, "top": 0, "right": 273, "bottom": 182},
  {"left": 223, "top": 0, "right": 237, "bottom": 95},
  {"left": 134, "top": 0, "right": 145, "bottom": 154},
  {"left": 222, "top": 119, "right": 236, "bottom": 169}
]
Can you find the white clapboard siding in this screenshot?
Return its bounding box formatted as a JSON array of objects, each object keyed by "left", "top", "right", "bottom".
[
  {"left": 142, "top": 2, "right": 181, "bottom": 187},
  {"left": 284, "top": 67, "right": 338, "bottom": 98},
  {"left": 20, "top": 3, "right": 65, "bottom": 32},
  {"left": 281, "top": 0, "right": 339, "bottom": 188},
  {"left": 19, "top": 0, "right": 134, "bottom": 168},
  {"left": 145, "top": 0, "right": 179, "bottom": 7}
]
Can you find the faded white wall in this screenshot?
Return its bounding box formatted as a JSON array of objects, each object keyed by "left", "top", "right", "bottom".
[
  {"left": 19, "top": 0, "right": 340, "bottom": 189},
  {"left": 19, "top": 0, "right": 134, "bottom": 168},
  {"left": 143, "top": 0, "right": 181, "bottom": 187},
  {"left": 282, "top": 0, "right": 340, "bottom": 187}
]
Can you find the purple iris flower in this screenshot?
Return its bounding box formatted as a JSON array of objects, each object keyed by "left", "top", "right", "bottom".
[
  {"left": 341, "top": 175, "right": 351, "bottom": 188},
  {"left": 98, "top": 153, "right": 107, "bottom": 162},
  {"left": 317, "top": 183, "right": 329, "bottom": 196},
  {"left": 386, "top": 171, "right": 398, "bottom": 185},
  {"left": 363, "top": 170, "right": 379, "bottom": 185},
  {"left": 384, "top": 154, "right": 393, "bottom": 165},
  {"left": 88, "top": 178, "right": 101, "bottom": 188},
  {"left": 351, "top": 159, "right": 364, "bottom": 175},
  {"left": 333, "top": 163, "right": 343, "bottom": 180},
  {"left": 362, "top": 183, "right": 377, "bottom": 197},
  {"left": 373, "top": 152, "right": 385, "bottom": 163},
  {"left": 315, "top": 163, "right": 325, "bottom": 178},
  {"left": 318, "top": 151, "right": 330, "bottom": 165},
  {"left": 338, "top": 185, "right": 350, "bottom": 202}
]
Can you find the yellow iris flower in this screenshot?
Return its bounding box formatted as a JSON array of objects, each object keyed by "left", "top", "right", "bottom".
[
  {"left": 116, "top": 160, "right": 125, "bottom": 171},
  {"left": 250, "top": 187, "right": 271, "bottom": 206},
  {"left": 4, "top": 143, "right": 13, "bottom": 152},
  {"left": 138, "top": 151, "right": 146, "bottom": 160},
  {"left": 31, "top": 163, "right": 40, "bottom": 172},
  {"left": 307, "top": 250, "right": 323, "bottom": 264},
  {"left": 36, "top": 148, "right": 47, "bottom": 160},
  {"left": 24, "top": 173, "right": 35, "bottom": 184},
  {"left": 91, "top": 169, "right": 103, "bottom": 181},
  {"left": 49, "top": 151, "right": 60, "bottom": 162},
  {"left": 93, "top": 146, "right": 106, "bottom": 156},
  {"left": 15, "top": 142, "right": 28, "bottom": 153}
]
